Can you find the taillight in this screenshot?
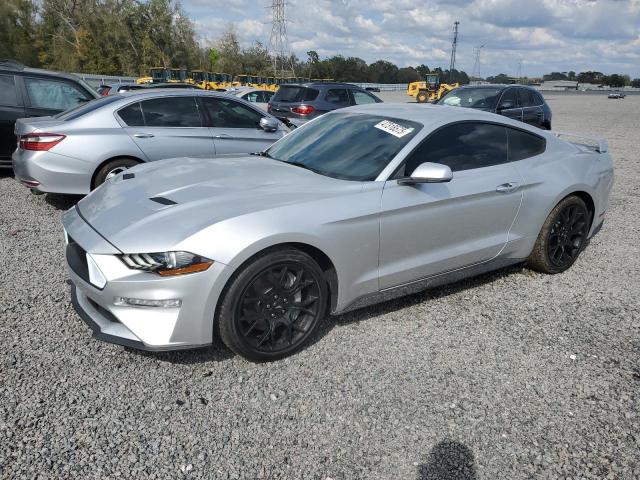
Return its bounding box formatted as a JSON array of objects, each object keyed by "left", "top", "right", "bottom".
[
  {"left": 19, "top": 133, "right": 66, "bottom": 151},
  {"left": 101, "top": 87, "right": 111, "bottom": 96},
  {"left": 291, "top": 105, "right": 314, "bottom": 115}
]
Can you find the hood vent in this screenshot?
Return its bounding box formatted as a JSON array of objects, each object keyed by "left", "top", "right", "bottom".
[
  {"left": 123, "top": 173, "right": 135, "bottom": 180},
  {"left": 149, "top": 196, "right": 177, "bottom": 206}
]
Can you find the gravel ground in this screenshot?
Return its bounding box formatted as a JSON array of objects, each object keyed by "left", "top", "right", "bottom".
[{"left": 1, "top": 94, "right": 639, "bottom": 479}]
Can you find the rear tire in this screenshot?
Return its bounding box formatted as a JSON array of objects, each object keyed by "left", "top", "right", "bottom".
[
  {"left": 217, "top": 248, "right": 328, "bottom": 362},
  {"left": 527, "top": 195, "right": 591, "bottom": 274},
  {"left": 92, "top": 158, "right": 140, "bottom": 189}
]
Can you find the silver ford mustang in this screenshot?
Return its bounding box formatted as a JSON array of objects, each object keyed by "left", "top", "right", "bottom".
[{"left": 62, "top": 104, "right": 614, "bottom": 361}]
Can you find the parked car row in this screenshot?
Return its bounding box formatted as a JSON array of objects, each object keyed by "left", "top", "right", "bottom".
[{"left": 12, "top": 90, "right": 288, "bottom": 194}]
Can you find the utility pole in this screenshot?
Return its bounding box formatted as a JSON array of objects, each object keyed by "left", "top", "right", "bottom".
[
  {"left": 471, "top": 44, "right": 484, "bottom": 83},
  {"left": 268, "top": 0, "right": 295, "bottom": 78},
  {"left": 516, "top": 59, "right": 523, "bottom": 83},
  {"left": 449, "top": 21, "right": 460, "bottom": 83}
]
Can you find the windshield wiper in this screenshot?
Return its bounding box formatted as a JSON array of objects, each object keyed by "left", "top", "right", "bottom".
[
  {"left": 285, "top": 161, "right": 324, "bottom": 175},
  {"left": 251, "top": 151, "right": 273, "bottom": 158}
]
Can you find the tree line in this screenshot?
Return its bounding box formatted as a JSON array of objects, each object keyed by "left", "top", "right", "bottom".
[
  {"left": 0, "top": 0, "right": 469, "bottom": 83},
  {"left": 1, "top": 0, "right": 637, "bottom": 87}
]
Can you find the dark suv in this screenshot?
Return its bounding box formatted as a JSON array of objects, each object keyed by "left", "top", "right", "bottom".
[
  {"left": 436, "top": 84, "right": 552, "bottom": 129},
  {"left": 268, "top": 82, "right": 382, "bottom": 126},
  {"left": 0, "top": 61, "right": 99, "bottom": 167}
]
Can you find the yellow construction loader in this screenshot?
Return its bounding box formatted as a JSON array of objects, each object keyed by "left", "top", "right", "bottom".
[{"left": 407, "top": 74, "right": 458, "bottom": 103}]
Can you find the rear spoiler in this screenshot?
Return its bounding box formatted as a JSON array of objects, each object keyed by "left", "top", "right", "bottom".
[{"left": 551, "top": 131, "right": 608, "bottom": 153}]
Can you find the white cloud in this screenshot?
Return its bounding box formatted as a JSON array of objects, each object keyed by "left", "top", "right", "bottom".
[{"left": 182, "top": 0, "right": 640, "bottom": 76}]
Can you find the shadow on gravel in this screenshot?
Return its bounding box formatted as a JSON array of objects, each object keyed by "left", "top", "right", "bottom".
[
  {"left": 44, "top": 192, "right": 84, "bottom": 210},
  {"left": 417, "top": 440, "right": 478, "bottom": 480},
  {"left": 125, "top": 338, "right": 234, "bottom": 364}
]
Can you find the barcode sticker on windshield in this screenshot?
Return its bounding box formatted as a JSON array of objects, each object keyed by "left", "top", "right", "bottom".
[{"left": 374, "top": 120, "right": 414, "bottom": 138}]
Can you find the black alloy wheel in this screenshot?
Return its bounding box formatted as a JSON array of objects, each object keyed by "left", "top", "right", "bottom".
[
  {"left": 547, "top": 203, "right": 588, "bottom": 268},
  {"left": 528, "top": 195, "right": 591, "bottom": 274},
  {"left": 217, "top": 249, "right": 328, "bottom": 361}
]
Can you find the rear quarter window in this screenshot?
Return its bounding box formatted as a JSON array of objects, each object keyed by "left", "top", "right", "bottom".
[
  {"left": 507, "top": 128, "right": 546, "bottom": 161},
  {"left": 117, "top": 102, "right": 145, "bottom": 126}
]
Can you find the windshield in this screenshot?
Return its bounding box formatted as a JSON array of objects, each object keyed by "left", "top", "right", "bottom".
[
  {"left": 437, "top": 87, "right": 502, "bottom": 110},
  {"left": 55, "top": 95, "right": 123, "bottom": 120},
  {"left": 265, "top": 112, "right": 422, "bottom": 181}
]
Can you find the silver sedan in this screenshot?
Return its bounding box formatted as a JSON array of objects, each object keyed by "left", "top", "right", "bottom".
[
  {"left": 12, "top": 90, "right": 287, "bottom": 194},
  {"left": 62, "top": 104, "right": 614, "bottom": 361}
]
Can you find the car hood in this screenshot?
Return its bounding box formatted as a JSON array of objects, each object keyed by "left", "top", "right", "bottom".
[{"left": 77, "top": 155, "right": 361, "bottom": 253}]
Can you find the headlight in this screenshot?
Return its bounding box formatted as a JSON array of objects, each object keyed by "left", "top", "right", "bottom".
[{"left": 119, "top": 251, "right": 213, "bottom": 276}]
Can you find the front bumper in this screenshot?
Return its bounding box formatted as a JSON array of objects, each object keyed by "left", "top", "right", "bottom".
[
  {"left": 12, "top": 148, "right": 93, "bottom": 194},
  {"left": 63, "top": 207, "right": 232, "bottom": 351}
]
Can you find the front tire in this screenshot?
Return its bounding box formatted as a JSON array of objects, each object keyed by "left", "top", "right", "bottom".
[
  {"left": 92, "top": 158, "right": 140, "bottom": 189},
  {"left": 217, "top": 248, "right": 328, "bottom": 362},
  {"left": 416, "top": 91, "right": 429, "bottom": 103},
  {"left": 527, "top": 195, "right": 591, "bottom": 274}
]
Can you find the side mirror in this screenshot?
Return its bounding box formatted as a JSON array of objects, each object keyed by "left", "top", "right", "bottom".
[
  {"left": 398, "top": 162, "right": 453, "bottom": 185},
  {"left": 259, "top": 117, "right": 279, "bottom": 132},
  {"left": 497, "top": 100, "right": 514, "bottom": 111}
]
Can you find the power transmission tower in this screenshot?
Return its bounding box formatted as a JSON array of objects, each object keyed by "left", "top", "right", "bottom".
[
  {"left": 448, "top": 21, "right": 460, "bottom": 83},
  {"left": 268, "top": 0, "right": 295, "bottom": 78},
  {"left": 471, "top": 44, "right": 484, "bottom": 83}
]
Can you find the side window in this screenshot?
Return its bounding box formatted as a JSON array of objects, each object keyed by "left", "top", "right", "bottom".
[
  {"left": 201, "top": 97, "right": 263, "bottom": 128},
  {"left": 118, "top": 102, "right": 145, "bottom": 126},
  {"left": 244, "top": 92, "right": 260, "bottom": 103},
  {"left": 402, "top": 122, "right": 508, "bottom": 175},
  {"left": 519, "top": 88, "right": 536, "bottom": 107},
  {"left": 325, "top": 89, "right": 349, "bottom": 106},
  {"left": 0, "top": 75, "right": 19, "bottom": 106},
  {"left": 24, "top": 77, "right": 91, "bottom": 110},
  {"left": 507, "top": 128, "right": 546, "bottom": 161},
  {"left": 352, "top": 90, "right": 378, "bottom": 105},
  {"left": 533, "top": 91, "right": 545, "bottom": 105},
  {"left": 262, "top": 91, "right": 274, "bottom": 103},
  {"left": 139, "top": 97, "right": 202, "bottom": 127},
  {"left": 498, "top": 88, "right": 519, "bottom": 108}
]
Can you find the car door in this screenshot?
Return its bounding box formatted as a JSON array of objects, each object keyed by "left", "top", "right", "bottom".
[
  {"left": 379, "top": 122, "right": 523, "bottom": 289},
  {"left": 520, "top": 88, "right": 544, "bottom": 127},
  {"left": 120, "top": 96, "right": 215, "bottom": 161},
  {"left": 0, "top": 74, "right": 25, "bottom": 161},
  {"left": 21, "top": 76, "right": 93, "bottom": 118},
  {"left": 495, "top": 87, "right": 523, "bottom": 123},
  {"left": 200, "top": 96, "right": 282, "bottom": 154}
]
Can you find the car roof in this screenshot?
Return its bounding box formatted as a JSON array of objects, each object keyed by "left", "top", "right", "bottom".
[
  {"left": 455, "top": 84, "right": 535, "bottom": 90},
  {"left": 279, "top": 82, "right": 362, "bottom": 89},
  {"left": 340, "top": 103, "right": 547, "bottom": 133}
]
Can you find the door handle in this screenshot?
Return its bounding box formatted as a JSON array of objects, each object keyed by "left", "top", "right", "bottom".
[
  {"left": 496, "top": 182, "right": 520, "bottom": 193},
  {"left": 133, "top": 133, "right": 154, "bottom": 138},
  {"left": 213, "top": 134, "right": 234, "bottom": 139}
]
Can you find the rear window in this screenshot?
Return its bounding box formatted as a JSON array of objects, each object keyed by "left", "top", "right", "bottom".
[
  {"left": 55, "top": 95, "right": 123, "bottom": 121},
  {"left": 272, "top": 86, "right": 319, "bottom": 103}
]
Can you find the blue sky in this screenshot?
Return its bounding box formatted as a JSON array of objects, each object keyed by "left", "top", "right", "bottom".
[{"left": 183, "top": 0, "right": 640, "bottom": 78}]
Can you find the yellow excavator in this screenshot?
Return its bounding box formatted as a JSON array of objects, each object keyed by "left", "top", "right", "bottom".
[{"left": 407, "top": 74, "right": 458, "bottom": 103}]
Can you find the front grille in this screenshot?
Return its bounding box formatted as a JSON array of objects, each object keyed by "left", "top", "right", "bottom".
[{"left": 66, "top": 236, "right": 90, "bottom": 284}]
